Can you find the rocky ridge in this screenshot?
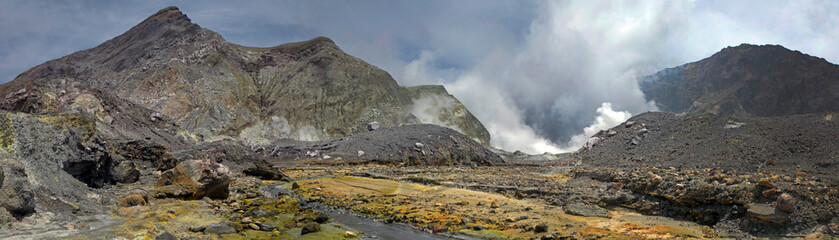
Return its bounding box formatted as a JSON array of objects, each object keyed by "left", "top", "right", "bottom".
[{"left": 641, "top": 44, "right": 839, "bottom": 116}]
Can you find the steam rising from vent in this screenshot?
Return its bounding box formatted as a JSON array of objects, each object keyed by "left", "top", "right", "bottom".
[
  {"left": 563, "top": 103, "right": 633, "bottom": 152},
  {"left": 410, "top": 94, "right": 464, "bottom": 133}
]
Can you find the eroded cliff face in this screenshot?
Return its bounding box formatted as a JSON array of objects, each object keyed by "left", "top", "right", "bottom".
[
  {"left": 0, "top": 6, "right": 489, "bottom": 146},
  {"left": 641, "top": 44, "right": 839, "bottom": 116}
]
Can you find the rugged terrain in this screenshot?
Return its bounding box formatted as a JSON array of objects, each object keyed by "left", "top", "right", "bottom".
[
  {"left": 0, "top": 5, "right": 838, "bottom": 240},
  {"left": 641, "top": 44, "right": 839, "bottom": 116},
  {"left": 577, "top": 112, "right": 839, "bottom": 237},
  {"left": 0, "top": 6, "right": 489, "bottom": 146}
]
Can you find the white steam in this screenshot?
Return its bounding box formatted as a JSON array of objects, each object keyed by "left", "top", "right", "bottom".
[
  {"left": 563, "top": 102, "right": 633, "bottom": 152},
  {"left": 410, "top": 93, "right": 464, "bottom": 133}
]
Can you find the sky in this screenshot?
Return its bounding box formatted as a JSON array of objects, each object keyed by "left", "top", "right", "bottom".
[{"left": 1, "top": 0, "right": 838, "bottom": 154}]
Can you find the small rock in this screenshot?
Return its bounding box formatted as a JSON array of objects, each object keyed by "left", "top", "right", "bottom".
[
  {"left": 257, "top": 223, "right": 275, "bottom": 231},
  {"left": 477, "top": 201, "right": 486, "bottom": 206},
  {"left": 490, "top": 200, "right": 501, "bottom": 208},
  {"left": 249, "top": 223, "right": 260, "bottom": 230},
  {"left": 433, "top": 224, "right": 448, "bottom": 233},
  {"left": 460, "top": 217, "right": 474, "bottom": 224},
  {"left": 415, "top": 142, "right": 424, "bottom": 148},
  {"left": 357, "top": 150, "right": 365, "bottom": 157},
  {"left": 758, "top": 178, "right": 775, "bottom": 188},
  {"left": 584, "top": 137, "right": 601, "bottom": 150},
  {"left": 204, "top": 223, "right": 237, "bottom": 235},
  {"left": 794, "top": 171, "right": 807, "bottom": 178},
  {"left": 606, "top": 130, "right": 617, "bottom": 137},
  {"left": 473, "top": 225, "right": 485, "bottom": 231},
  {"left": 189, "top": 226, "right": 206, "bottom": 232},
  {"left": 534, "top": 223, "right": 548, "bottom": 233},
  {"left": 155, "top": 231, "right": 177, "bottom": 240},
  {"left": 650, "top": 174, "right": 663, "bottom": 184},
  {"left": 301, "top": 222, "right": 320, "bottom": 235},
  {"left": 118, "top": 193, "right": 147, "bottom": 207},
  {"left": 776, "top": 193, "right": 795, "bottom": 213},
  {"left": 761, "top": 188, "right": 777, "bottom": 197},
  {"left": 344, "top": 231, "right": 358, "bottom": 238},
  {"left": 150, "top": 112, "right": 163, "bottom": 121},
  {"left": 625, "top": 121, "right": 635, "bottom": 128},
  {"left": 313, "top": 212, "right": 330, "bottom": 223},
  {"left": 367, "top": 122, "right": 380, "bottom": 131}
]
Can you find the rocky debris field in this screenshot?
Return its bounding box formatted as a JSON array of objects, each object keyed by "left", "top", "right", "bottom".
[
  {"left": 266, "top": 124, "right": 503, "bottom": 166},
  {"left": 577, "top": 112, "right": 839, "bottom": 237}
]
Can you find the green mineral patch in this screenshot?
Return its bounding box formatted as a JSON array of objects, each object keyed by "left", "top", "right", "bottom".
[
  {"left": 0, "top": 112, "right": 14, "bottom": 153},
  {"left": 38, "top": 113, "right": 96, "bottom": 141}
]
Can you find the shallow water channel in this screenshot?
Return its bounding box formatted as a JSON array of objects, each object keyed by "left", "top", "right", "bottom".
[{"left": 260, "top": 182, "right": 455, "bottom": 240}]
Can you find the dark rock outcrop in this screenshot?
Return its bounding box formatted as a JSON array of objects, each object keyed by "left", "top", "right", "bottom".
[
  {"left": 0, "top": 157, "right": 34, "bottom": 220},
  {"left": 641, "top": 44, "right": 839, "bottom": 116}
]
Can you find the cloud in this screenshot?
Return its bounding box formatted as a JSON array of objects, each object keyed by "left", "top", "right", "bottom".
[{"left": 403, "top": 1, "right": 839, "bottom": 154}]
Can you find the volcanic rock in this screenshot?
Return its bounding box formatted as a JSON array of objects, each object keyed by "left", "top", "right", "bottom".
[
  {"left": 747, "top": 203, "right": 789, "bottom": 224},
  {"left": 776, "top": 193, "right": 795, "bottom": 213},
  {"left": 301, "top": 222, "right": 320, "bottom": 235},
  {"left": 111, "top": 160, "right": 140, "bottom": 184},
  {"left": 203, "top": 223, "right": 237, "bottom": 235},
  {"left": 155, "top": 159, "right": 232, "bottom": 199},
  {"left": 642, "top": 44, "right": 839, "bottom": 116},
  {"left": 0, "top": 157, "right": 34, "bottom": 219},
  {"left": 564, "top": 203, "right": 610, "bottom": 218}
]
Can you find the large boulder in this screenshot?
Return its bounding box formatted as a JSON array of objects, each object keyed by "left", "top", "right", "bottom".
[
  {"left": 114, "top": 139, "right": 178, "bottom": 171},
  {"left": 110, "top": 160, "right": 140, "bottom": 184},
  {"left": 747, "top": 203, "right": 789, "bottom": 224},
  {"left": 155, "top": 159, "right": 232, "bottom": 199},
  {"left": 0, "top": 157, "right": 35, "bottom": 220}
]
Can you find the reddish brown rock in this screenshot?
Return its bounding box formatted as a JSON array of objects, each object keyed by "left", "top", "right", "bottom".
[
  {"left": 758, "top": 178, "right": 775, "bottom": 188},
  {"left": 761, "top": 188, "right": 777, "bottom": 198},
  {"left": 155, "top": 159, "right": 232, "bottom": 199},
  {"left": 776, "top": 193, "right": 795, "bottom": 213}
]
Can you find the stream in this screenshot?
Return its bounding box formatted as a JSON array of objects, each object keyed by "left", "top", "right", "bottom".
[{"left": 259, "top": 181, "right": 455, "bottom": 240}]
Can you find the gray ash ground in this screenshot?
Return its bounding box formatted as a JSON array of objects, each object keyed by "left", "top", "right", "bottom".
[{"left": 580, "top": 112, "right": 839, "bottom": 180}]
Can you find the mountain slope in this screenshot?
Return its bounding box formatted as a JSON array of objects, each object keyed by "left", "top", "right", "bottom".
[
  {"left": 0, "top": 6, "right": 490, "bottom": 145},
  {"left": 641, "top": 44, "right": 839, "bottom": 116}
]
